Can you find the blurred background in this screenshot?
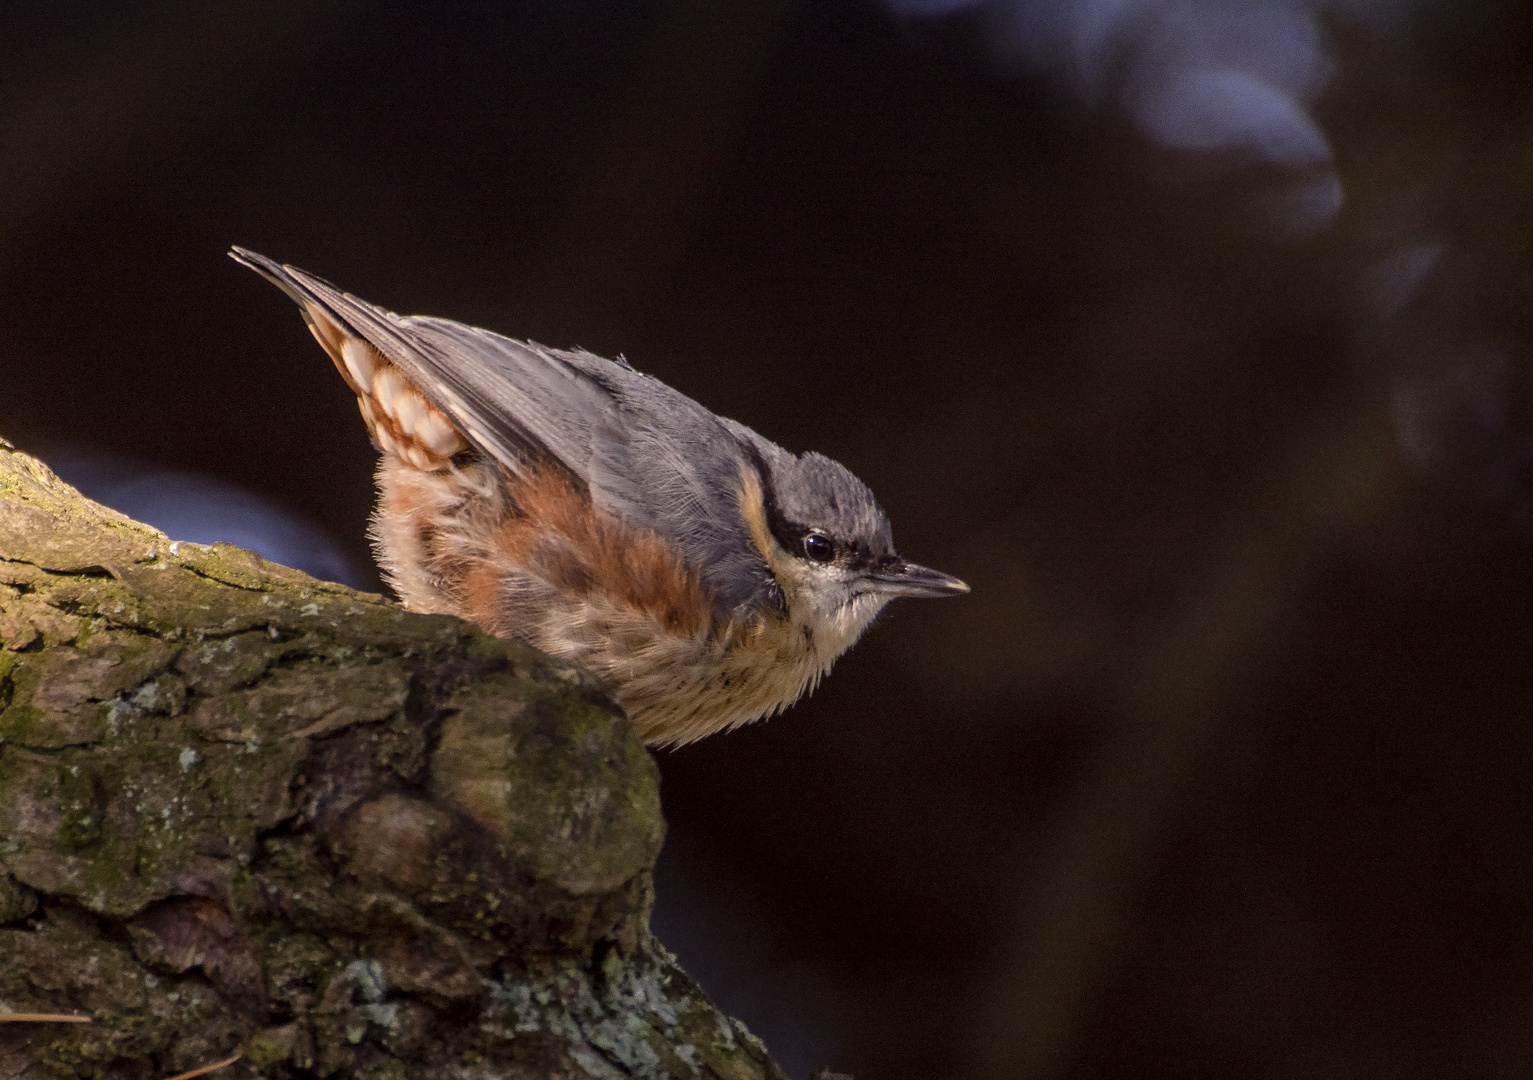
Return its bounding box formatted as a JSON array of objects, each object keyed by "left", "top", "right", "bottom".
[{"left": 4, "top": 1, "right": 1533, "bottom": 1076}]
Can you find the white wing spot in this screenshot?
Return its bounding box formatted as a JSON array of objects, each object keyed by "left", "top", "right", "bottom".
[
  {"left": 416, "top": 410, "right": 467, "bottom": 457},
  {"left": 373, "top": 365, "right": 406, "bottom": 420},
  {"left": 342, "top": 338, "right": 379, "bottom": 392},
  {"left": 393, "top": 390, "right": 427, "bottom": 437}
]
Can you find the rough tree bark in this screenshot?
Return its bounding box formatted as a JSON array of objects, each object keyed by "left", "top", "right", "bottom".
[{"left": 0, "top": 440, "right": 790, "bottom": 1080}]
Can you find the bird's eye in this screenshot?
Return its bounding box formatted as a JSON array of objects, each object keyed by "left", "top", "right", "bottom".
[{"left": 803, "top": 533, "right": 835, "bottom": 563}]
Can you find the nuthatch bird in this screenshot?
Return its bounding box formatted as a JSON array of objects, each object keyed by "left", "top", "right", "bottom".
[{"left": 232, "top": 248, "right": 969, "bottom": 746}]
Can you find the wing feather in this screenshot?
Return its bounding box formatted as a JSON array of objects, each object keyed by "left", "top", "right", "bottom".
[{"left": 232, "top": 247, "right": 779, "bottom": 616}]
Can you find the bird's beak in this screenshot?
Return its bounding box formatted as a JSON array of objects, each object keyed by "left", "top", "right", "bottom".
[{"left": 861, "top": 559, "right": 970, "bottom": 598}]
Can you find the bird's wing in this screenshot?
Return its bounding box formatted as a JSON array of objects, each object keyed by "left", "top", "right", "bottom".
[
  {"left": 583, "top": 387, "right": 783, "bottom": 617},
  {"left": 233, "top": 248, "right": 779, "bottom": 616},
  {"left": 232, "top": 247, "right": 614, "bottom": 481}
]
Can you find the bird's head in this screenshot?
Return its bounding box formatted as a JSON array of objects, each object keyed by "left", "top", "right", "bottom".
[{"left": 741, "top": 449, "right": 969, "bottom": 662}]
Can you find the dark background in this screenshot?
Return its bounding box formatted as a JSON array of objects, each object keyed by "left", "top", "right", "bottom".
[{"left": 5, "top": 2, "right": 1533, "bottom": 1077}]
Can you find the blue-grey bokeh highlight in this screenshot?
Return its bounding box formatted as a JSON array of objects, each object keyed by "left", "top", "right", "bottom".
[
  {"left": 884, "top": 0, "right": 1432, "bottom": 235},
  {"left": 887, "top": 0, "right": 1533, "bottom": 521},
  {"left": 45, "top": 447, "right": 374, "bottom": 590}
]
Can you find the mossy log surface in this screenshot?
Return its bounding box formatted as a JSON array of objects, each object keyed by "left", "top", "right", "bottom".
[{"left": 0, "top": 441, "right": 788, "bottom": 1080}]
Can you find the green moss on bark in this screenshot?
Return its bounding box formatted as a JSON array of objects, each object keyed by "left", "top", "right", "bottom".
[{"left": 0, "top": 440, "right": 788, "bottom": 1080}]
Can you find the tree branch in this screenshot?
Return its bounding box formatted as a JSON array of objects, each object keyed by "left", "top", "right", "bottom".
[{"left": 0, "top": 439, "right": 788, "bottom": 1080}]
